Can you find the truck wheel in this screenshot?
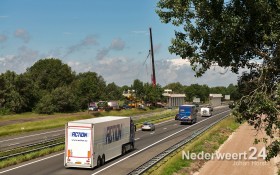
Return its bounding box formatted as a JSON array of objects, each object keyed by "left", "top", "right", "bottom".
[
  {"left": 130, "top": 143, "right": 134, "bottom": 150},
  {"left": 101, "top": 154, "right": 105, "bottom": 165},
  {"left": 97, "top": 156, "right": 101, "bottom": 167},
  {"left": 122, "top": 146, "right": 126, "bottom": 155}
]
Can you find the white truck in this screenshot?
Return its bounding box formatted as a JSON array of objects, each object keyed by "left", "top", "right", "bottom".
[
  {"left": 64, "top": 116, "right": 135, "bottom": 168},
  {"left": 200, "top": 107, "right": 212, "bottom": 117}
]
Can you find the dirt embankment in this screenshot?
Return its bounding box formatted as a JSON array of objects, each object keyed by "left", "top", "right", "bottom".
[{"left": 195, "top": 123, "right": 279, "bottom": 175}]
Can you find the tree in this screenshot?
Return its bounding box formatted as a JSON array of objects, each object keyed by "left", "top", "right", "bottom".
[
  {"left": 157, "top": 0, "right": 280, "bottom": 159},
  {"left": 26, "top": 58, "right": 75, "bottom": 92},
  {"left": 143, "top": 83, "right": 163, "bottom": 104},
  {"left": 73, "top": 71, "right": 106, "bottom": 109},
  {"left": 35, "top": 86, "right": 79, "bottom": 114},
  {"left": 164, "top": 82, "right": 185, "bottom": 93},
  {"left": 0, "top": 71, "right": 36, "bottom": 113},
  {"left": 132, "top": 79, "right": 145, "bottom": 100},
  {"left": 105, "top": 82, "right": 122, "bottom": 100},
  {"left": 184, "top": 84, "right": 210, "bottom": 102}
]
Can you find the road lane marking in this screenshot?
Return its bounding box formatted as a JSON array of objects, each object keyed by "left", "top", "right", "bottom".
[
  {"left": 0, "top": 152, "right": 64, "bottom": 174},
  {"left": 0, "top": 129, "right": 65, "bottom": 143},
  {"left": 150, "top": 132, "right": 155, "bottom": 135},
  {"left": 135, "top": 138, "right": 140, "bottom": 141},
  {"left": 163, "top": 128, "right": 167, "bottom": 130},
  {"left": 8, "top": 143, "right": 20, "bottom": 146},
  {"left": 91, "top": 109, "right": 231, "bottom": 175}
]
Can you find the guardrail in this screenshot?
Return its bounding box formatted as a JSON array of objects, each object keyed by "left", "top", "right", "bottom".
[
  {"left": 128, "top": 114, "right": 230, "bottom": 175},
  {"left": 0, "top": 137, "right": 64, "bottom": 161}
]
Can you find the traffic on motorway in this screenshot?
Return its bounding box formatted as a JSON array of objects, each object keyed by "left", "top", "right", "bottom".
[{"left": 0, "top": 106, "right": 231, "bottom": 175}]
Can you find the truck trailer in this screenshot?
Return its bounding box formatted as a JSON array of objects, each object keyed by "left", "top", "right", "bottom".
[{"left": 64, "top": 116, "right": 135, "bottom": 168}]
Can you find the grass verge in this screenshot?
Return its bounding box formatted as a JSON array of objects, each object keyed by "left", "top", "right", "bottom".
[
  {"left": 145, "top": 115, "right": 240, "bottom": 175},
  {"left": 0, "top": 108, "right": 170, "bottom": 137},
  {"left": 0, "top": 144, "right": 64, "bottom": 169}
]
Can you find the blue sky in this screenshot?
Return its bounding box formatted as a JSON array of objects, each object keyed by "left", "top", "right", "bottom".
[{"left": 0, "top": 0, "right": 239, "bottom": 87}]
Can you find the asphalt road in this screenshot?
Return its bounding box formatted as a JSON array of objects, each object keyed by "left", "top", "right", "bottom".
[
  {"left": 0, "top": 106, "right": 230, "bottom": 175},
  {"left": 0, "top": 109, "right": 177, "bottom": 151}
]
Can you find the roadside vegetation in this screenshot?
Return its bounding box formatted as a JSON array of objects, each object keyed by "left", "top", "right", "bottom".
[
  {"left": 0, "top": 144, "right": 64, "bottom": 169},
  {"left": 145, "top": 116, "right": 240, "bottom": 175},
  {"left": 0, "top": 107, "right": 170, "bottom": 137}
]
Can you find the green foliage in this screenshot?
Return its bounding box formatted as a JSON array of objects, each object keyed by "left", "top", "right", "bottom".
[
  {"left": 35, "top": 86, "right": 79, "bottom": 114},
  {"left": 105, "top": 82, "right": 123, "bottom": 100},
  {"left": 164, "top": 82, "right": 185, "bottom": 94},
  {"left": 26, "top": 58, "right": 75, "bottom": 92},
  {"left": 143, "top": 83, "right": 164, "bottom": 103},
  {"left": 156, "top": 0, "right": 280, "bottom": 159},
  {"left": 73, "top": 71, "right": 106, "bottom": 109}
]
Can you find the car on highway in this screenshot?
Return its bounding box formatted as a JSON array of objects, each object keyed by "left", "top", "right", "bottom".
[
  {"left": 175, "top": 113, "right": 179, "bottom": 120},
  {"left": 141, "top": 122, "right": 155, "bottom": 131},
  {"left": 193, "top": 103, "right": 199, "bottom": 108},
  {"left": 201, "top": 107, "right": 212, "bottom": 117}
]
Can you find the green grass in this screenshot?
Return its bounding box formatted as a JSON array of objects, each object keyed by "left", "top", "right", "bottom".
[
  {"left": 0, "top": 144, "right": 64, "bottom": 169},
  {"left": 0, "top": 108, "right": 169, "bottom": 137},
  {"left": 145, "top": 115, "right": 241, "bottom": 175}
]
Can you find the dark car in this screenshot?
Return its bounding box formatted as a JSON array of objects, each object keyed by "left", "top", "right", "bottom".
[
  {"left": 120, "top": 104, "right": 131, "bottom": 110},
  {"left": 175, "top": 113, "right": 179, "bottom": 120},
  {"left": 193, "top": 103, "right": 199, "bottom": 108},
  {"left": 206, "top": 106, "right": 213, "bottom": 111}
]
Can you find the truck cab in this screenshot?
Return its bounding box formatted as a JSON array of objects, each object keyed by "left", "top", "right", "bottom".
[{"left": 177, "top": 105, "right": 198, "bottom": 124}]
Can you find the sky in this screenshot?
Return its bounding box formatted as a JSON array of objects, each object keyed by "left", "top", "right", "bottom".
[{"left": 0, "top": 0, "right": 240, "bottom": 87}]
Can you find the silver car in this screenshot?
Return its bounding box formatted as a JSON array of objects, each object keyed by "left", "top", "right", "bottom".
[{"left": 141, "top": 122, "right": 155, "bottom": 131}]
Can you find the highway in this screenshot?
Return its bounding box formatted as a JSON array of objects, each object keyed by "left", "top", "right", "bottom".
[
  {"left": 0, "top": 110, "right": 175, "bottom": 151},
  {"left": 0, "top": 106, "right": 231, "bottom": 175}
]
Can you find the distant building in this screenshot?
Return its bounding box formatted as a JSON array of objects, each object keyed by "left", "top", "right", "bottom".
[
  {"left": 224, "top": 95, "right": 230, "bottom": 100},
  {"left": 163, "top": 93, "right": 186, "bottom": 107},
  {"left": 193, "top": 97, "right": 200, "bottom": 103},
  {"left": 209, "top": 94, "right": 223, "bottom": 106}
]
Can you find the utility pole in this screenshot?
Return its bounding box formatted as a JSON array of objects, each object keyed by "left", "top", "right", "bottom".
[{"left": 149, "top": 27, "right": 156, "bottom": 88}]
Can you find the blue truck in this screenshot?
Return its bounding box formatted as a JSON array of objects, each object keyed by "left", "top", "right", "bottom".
[{"left": 175, "top": 105, "right": 198, "bottom": 124}]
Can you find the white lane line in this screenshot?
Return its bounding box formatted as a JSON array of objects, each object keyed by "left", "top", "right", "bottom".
[
  {"left": 0, "top": 152, "right": 64, "bottom": 174},
  {"left": 163, "top": 128, "right": 167, "bottom": 130},
  {"left": 91, "top": 109, "right": 231, "bottom": 175},
  {"left": 150, "top": 132, "right": 155, "bottom": 135},
  {"left": 8, "top": 143, "right": 20, "bottom": 146},
  {"left": 135, "top": 138, "right": 140, "bottom": 141},
  {"left": 0, "top": 129, "right": 65, "bottom": 143}
]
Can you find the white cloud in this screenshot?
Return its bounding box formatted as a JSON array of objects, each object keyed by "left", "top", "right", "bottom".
[
  {"left": 67, "top": 57, "right": 239, "bottom": 87},
  {"left": 0, "top": 46, "right": 39, "bottom": 73},
  {"left": 95, "top": 38, "right": 126, "bottom": 60},
  {"left": 110, "top": 38, "right": 125, "bottom": 50},
  {"left": 64, "top": 35, "right": 99, "bottom": 58},
  {"left": 14, "top": 29, "right": 30, "bottom": 43}
]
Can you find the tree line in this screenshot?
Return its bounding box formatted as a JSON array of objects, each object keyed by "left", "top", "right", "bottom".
[{"left": 0, "top": 58, "right": 238, "bottom": 115}]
